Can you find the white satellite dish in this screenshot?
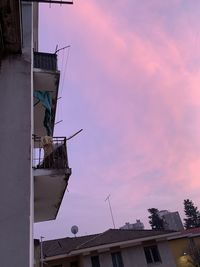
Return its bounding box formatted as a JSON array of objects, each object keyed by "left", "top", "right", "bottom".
[{"left": 71, "top": 225, "right": 79, "bottom": 237}]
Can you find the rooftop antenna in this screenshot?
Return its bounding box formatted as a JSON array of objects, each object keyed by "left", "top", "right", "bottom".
[
  {"left": 105, "top": 194, "right": 116, "bottom": 229},
  {"left": 55, "top": 120, "right": 63, "bottom": 125},
  {"left": 67, "top": 129, "right": 83, "bottom": 141},
  {"left": 55, "top": 45, "right": 71, "bottom": 54},
  {"left": 71, "top": 225, "right": 79, "bottom": 237}
]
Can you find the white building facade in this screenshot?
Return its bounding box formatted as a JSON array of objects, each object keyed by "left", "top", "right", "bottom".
[
  {"left": 0, "top": 2, "right": 36, "bottom": 266},
  {"left": 0, "top": 1, "right": 72, "bottom": 266}
]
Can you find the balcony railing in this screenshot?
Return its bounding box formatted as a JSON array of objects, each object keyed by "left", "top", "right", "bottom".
[
  {"left": 33, "top": 136, "right": 69, "bottom": 169},
  {"left": 34, "top": 52, "right": 58, "bottom": 71}
]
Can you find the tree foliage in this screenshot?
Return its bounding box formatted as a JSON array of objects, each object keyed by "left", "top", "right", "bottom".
[
  {"left": 184, "top": 199, "right": 200, "bottom": 229},
  {"left": 186, "top": 238, "right": 200, "bottom": 266},
  {"left": 148, "top": 208, "right": 164, "bottom": 230}
]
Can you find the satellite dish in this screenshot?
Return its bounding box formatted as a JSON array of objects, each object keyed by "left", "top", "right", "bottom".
[{"left": 71, "top": 225, "right": 79, "bottom": 237}]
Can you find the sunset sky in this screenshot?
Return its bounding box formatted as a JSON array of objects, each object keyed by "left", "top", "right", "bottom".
[{"left": 34, "top": 0, "right": 200, "bottom": 240}]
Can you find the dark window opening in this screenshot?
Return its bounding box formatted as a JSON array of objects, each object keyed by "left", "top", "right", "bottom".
[
  {"left": 111, "top": 252, "right": 124, "bottom": 267},
  {"left": 70, "top": 261, "right": 79, "bottom": 267},
  {"left": 144, "top": 245, "right": 161, "bottom": 264},
  {"left": 91, "top": 255, "right": 100, "bottom": 267}
]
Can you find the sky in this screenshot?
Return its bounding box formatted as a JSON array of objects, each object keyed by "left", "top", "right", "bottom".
[{"left": 34, "top": 0, "right": 200, "bottom": 240}]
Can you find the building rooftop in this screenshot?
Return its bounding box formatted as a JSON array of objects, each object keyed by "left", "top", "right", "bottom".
[{"left": 43, "top": 228, "right": 176, "bottom": 258}]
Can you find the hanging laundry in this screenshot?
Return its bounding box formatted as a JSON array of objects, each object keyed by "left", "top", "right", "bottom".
[
  {"left": 34, "top": 90, "right": 52, "bottom": 136},
  {"left": 40, "top": 136, "right": 54, "bottom": 168}
]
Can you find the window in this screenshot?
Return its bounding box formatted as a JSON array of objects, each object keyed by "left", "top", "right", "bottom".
[
  {"left": 70, "top": 261, "right": 78, "bottom": 267},
  {"left": 91, "top": 255, "right": 100, "bottom": 267},
  {"left": 111, "top": 252, "right": 124, "bottom": 267},
  {"left": 144, "top": 245, "right": 161, "bottom": 264}
]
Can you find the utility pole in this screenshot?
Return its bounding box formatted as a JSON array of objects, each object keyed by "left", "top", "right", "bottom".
[{"left": 105, "top": 194, "right": 116, "bottom": 229}]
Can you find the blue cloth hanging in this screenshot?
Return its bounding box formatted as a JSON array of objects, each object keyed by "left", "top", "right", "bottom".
[{"left": 34, "top": 90, "right": 52, "bottom": 136}]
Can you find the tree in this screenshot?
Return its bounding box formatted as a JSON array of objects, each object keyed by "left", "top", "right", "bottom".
[
  {"left": 148, "top": 208, "right": 164, "bottom": 230},
  {"left": 186, "top": 238, "right": 200, "bottom": 267},
  {"left": 184, "top": 199, "right": 200, "bottom": 229}
]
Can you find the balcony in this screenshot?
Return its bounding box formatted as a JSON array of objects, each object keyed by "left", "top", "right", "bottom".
[
  {"left": 34, "top": 52, "right": 58, "bottom": 71},
  {"left": 0, "top": 0, "right": 22, "bottom": 56},
  {"left": 33, "top": 52, "right": 60, "bottom": 137},
  {"left": 33, "top": 136, "right": 71, "bottom": 222}
]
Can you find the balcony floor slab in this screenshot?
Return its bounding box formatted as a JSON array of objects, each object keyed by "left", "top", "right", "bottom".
[{"left": 34, "top": 168, "right": 71, "bottom": 222}]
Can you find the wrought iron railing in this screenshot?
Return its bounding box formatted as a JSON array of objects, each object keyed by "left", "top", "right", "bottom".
[{"left": 33, "top": 136, "right": 69, "bottom": 169}]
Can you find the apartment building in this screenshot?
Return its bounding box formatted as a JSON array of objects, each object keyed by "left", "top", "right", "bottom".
[
  {"left": 120, "top": 220, "right": 144, "bottom": 230},
  {"left": 42, "top": 229, "right": 178, "bottom": 267},
  {"left": 40, "top": 228, "right": 200, "bottom": 267},
  {"left": 0, "top": 1, "right": 72, "bottom": 266},
  {"left": 158, "top": 210, "right": 184, "bottom": 231}
]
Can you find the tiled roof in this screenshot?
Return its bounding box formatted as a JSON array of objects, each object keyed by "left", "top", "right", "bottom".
[
  {"left": 43, "top": 234, "right": 99, "bottom": 258},
  {"left": 43, "top": 229, "right": 175, "bottom": 258},
  {"left": 181, "top": 227, "right": 200, "bottom": 235}
]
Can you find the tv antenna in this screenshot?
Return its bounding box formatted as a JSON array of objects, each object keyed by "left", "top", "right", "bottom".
[
  {"left": 55, "top": 45, "right": 71, "bottom": 54},
  {"left": 67, "top": 129, "right": 83, "bottom": 141},
  {"left": 105, "top": 194, "right": 116, "bottom": 229}
]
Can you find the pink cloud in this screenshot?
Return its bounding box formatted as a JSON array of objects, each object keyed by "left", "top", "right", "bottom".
[
  {"left": 35, "top": 1, "right": 200, "bottom": 237},
  {"left": 61, "top": 0, "right": 200, "bottom": 200}
]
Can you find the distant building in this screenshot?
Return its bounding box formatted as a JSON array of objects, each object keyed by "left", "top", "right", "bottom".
[
  {"left": 158, "top": 210, "right": 169, "bottom": 217},
  {"left": 120, "top": 220, "right": 144, "bottom": 230},
  {"left": 158, "top": 210, "right": 184, "bottom": 231}
]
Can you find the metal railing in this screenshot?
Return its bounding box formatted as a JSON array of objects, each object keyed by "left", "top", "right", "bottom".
[
  {"left": 33, "top": 136, "right": 69, "bottom": 169},
  {"left": 34, "top": 52, "right": 58, "bottom": 71}
]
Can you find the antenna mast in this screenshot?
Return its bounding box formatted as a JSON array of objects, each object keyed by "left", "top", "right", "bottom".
[{"left": 105, "top": 194, "right": 116, "bottom": 229}]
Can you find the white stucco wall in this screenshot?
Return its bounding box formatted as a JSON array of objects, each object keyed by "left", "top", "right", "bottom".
[
  {"left": 78, "top": 241, "right": 177, "bottom": 267},
  {"left": 0, "top": 3, "right": 33, "bottom": 267},
  {"left": 99, "top": 252, "right": 113, "bottom": 267},
  {"left": 122, "top": 241, "right": 176, "bottom": 267},
  {"left": 158, "top": 241, "right": 177, "bottom": 267},
  {"left": 122, "top": 246, "right": 147, "bottom": 267}
]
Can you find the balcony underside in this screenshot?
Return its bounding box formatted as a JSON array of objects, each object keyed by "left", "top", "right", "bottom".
[
  {"left": 0, "top": 0, "right": 22, "bottom": 55},
  {"left": 34, "top": 69, "right": 60, "bottom": 137},
  {"left": 34, "top": 168, "right": 71, "bottom": 222}
]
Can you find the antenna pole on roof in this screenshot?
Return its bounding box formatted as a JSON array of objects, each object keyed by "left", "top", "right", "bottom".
[
  {"left": 55, "top": 44, "right": 58, "bottom": 54},
  {"left": 105, "top": 194, "right": 116, "bottom": 229}
]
